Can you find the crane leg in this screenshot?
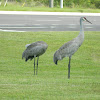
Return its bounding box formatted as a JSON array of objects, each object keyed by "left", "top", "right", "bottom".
[
  {"left": 36, "top": 57, "right": 39, "bottom": 75},
  {"left": 68, "top": 56, "right": 71, "bottom": 79},
  {"left": 34, "top": 56, "right": 36, "bottom": 75}
]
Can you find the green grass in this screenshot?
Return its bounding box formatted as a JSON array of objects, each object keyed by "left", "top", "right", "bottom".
[
  {"left": 0, "top": 31, "right": 100, "bottom": 100},
  {"left": 0, "top": 3, "right": 100, "bottom": 13}
]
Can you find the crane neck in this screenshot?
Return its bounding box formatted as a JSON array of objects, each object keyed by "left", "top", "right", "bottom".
[{"left": 80, "top": 18, "right": 84, "bottom": 34}]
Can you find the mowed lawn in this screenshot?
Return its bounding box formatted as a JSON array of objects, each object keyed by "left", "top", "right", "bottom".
[{"left": 0, "top": 31, "right": 100, "bottom": 100}]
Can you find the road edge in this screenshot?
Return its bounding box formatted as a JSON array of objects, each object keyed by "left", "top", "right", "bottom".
[{"left": 0, "top": 11, "right": 100, "bottom": 16}]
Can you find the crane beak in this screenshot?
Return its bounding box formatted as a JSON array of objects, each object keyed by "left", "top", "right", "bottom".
[{"left": 86, "top": 19, "right": 92, "bottom": 24}]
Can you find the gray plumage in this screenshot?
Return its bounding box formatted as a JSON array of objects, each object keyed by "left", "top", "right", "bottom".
[
  {"left": 53, "top": 17, "right": 92, "bottom": 79},
  {"left": 22, "top": 41, "right": 48, "bottom": 75}
]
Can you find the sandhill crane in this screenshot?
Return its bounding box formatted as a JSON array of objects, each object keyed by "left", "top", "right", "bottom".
[
  {"left": 22, "top": 41, "right": 48, "bottom": 75},
  {"left": 53, "top": 17, "right": 92, "bottom": 79}
]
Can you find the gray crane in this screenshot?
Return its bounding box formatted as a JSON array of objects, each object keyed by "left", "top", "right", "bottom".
[
  {"left": 22, "top": 41, "right": 48, "bottom": 75},
  {"left": 53, "top": 17, "right": 92, "bottom": 79}
]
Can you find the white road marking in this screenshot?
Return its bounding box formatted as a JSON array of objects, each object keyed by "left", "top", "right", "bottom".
[
  {"left": 59, "top": 17, "right": 80, "bottom": 19},
  {"left": 0, "top": 27, "right": 47, "bottom": 29},
  {"left": 85, "top": 27, "right": 93, "bottom": 29},
  {"left": 69, "top": 24, "right": 76, "bottom": 25},
  {"left": 36, "top": 20, "right": 61, "bottom": 22},
  {"left": 0, "top": 24, "right": 94, "bottom": 32},
  {"left": 51, "top": 24, "right": 59, "bottom": 25},
  {"left": 68, "top": 26, "right": 76, "bottom": 28},
  {"left": 0, "top": 24, "right": 27, "bottom": 26},
  {"left": 50, "top": 26, "right": 56, "bottom": 28},
  {"left": 0, "top": 29, "right": 25, "bottom": 32},
  {"left": 34, "top": 24, "right": 41, "bottom": 25},
  {"left": 85, "top": 24, "right": 92, "bottom": 25}
]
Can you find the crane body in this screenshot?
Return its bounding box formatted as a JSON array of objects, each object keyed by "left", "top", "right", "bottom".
[
  {"left": 22, "top": 41, "right": 48, "bottom": 75},
  {"left": 53, "top": 17, "right": 92, "bottom": 79},
  {"left": 54, "top": 32, "right": 84, "bottom": 63}
]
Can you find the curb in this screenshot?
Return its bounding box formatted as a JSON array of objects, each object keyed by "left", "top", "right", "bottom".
[{"left": 0, "top": 11, "right": 100, "bottom": 16}]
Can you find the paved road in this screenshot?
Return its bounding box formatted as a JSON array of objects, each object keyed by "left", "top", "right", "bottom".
[{"left": 0, "top": 12, "right": 100, "bottom": 32}]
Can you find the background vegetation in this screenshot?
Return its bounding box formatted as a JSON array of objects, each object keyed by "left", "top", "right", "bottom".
[
  {"left": 0, "top": 31, "right": 100, "bottom": 100},
  {"left": 0, "top": 0, "right": 100, "bottom": 12},
  {"left": 15, "top": 0, "right": 100, "bottom": 8},
  {"left": 0, "top": 0, "right": 100, "bottom": 8}
]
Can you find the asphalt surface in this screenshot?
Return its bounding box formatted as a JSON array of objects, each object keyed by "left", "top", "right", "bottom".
[{"left": 0, "top": 11, "right": 100, "bottom": 32}]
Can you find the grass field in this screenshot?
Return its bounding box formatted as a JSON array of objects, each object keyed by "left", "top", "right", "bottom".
[
  {"left": 0, "top": 3, "right": 100, "bottom": 13},
  {"left": 0, "top": 31, "right": 100, "bottom": 100}
]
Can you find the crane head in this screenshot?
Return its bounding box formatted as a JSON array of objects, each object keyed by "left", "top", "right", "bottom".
[
  {"left": 82, "top": 17, "right": 92, "bottom": 24},
  {"left": 53, "top": 52, "right": 58, "bottom": 65}
]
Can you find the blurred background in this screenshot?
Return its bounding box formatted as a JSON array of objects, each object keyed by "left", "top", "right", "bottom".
[{"left": 0, "top": 0, "right": 100, "bottom": 9}]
